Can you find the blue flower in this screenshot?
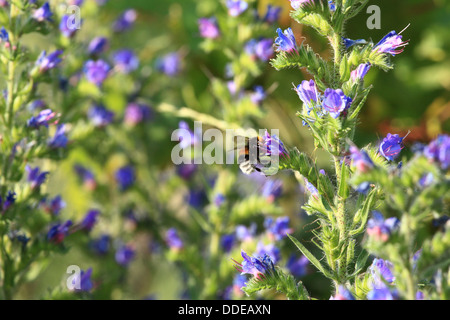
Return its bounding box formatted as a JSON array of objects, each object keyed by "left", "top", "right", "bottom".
[
  {"left": 48, "top": 124, "right": 68, "bottom": 148},
  {"left": 112, "top": 9, "right": 137, "bottom": 33},
  {"left": 261, "top": 179, "right": 283, "bottom": 203},
  {"left": 342, "top": 37, "right": 367, "bottom": 49},
  {"left": 322, "top": 88, "right": 351, "bottom": 118},
  {"left": 26, "top": 165, "right": 49, "bottom": 190},
  {"left": 59, "top": 15, "right": 80, "bottom": 38},
  {"left": 290, "top": 0, "right": 313, "bottom": 10},
  {"left": 88, "top": 37, "right": 109, "bottom": 56},
  {"left": 88, "top": 105, "right": 115, "bottom": 127},
  {"left": 262, "top": 5, "right": 281, "bottom": 24},
  {"left": 250, "top": 86, "right": 266, "bottom": 105},
  {"left": 367, "top": 211, "right": 400, "bottom": 241},
  {"left": 264, "top": 216, "right": 292, "bottom": 240},
  {"left": 423, "top": 134, "right": 450, "bottom": 170},
  {"left": 27, "top": 109, "right": 56, "bottom": 129},
  {"left": 74, "top": 164, "right": 96, "bottom": 190},
  {"left": 124, "top": 103, "right": 152, "bottom": 126},
  {"left": 113, "top": 49, "right": 139, "bottom": 74},
  {"left": 47, "top": 220, "right": 72, "bottom": 243},
  {"left": 254, "top": 38, "right": 274, "bottom": 61},
  {"left": 83, "top": 59, "right": 110, "bottom": 86},
  {"left": 351, "top": 63, "right": 371, "bottom": 82},
  {"left": 79, "top": 209, "right": 100, "bottom": 231},
  {"left": 70, "top": 268, "right": 94, "bottom": 292},
  {"left": 115, "top": 245, "right": 135, "bottom": 266},
  {"left": 35, "top": 50, "right": 63, "bottom": 73},
  {"left": 350, "top": 145, "right": 374, "bottom": 172},
  {"left": 221, "top": 234, "right": 235, "bottom": 253},
  {"left": 233, "top": 250, "right": 275, "bottom": 279},
  {"left": 226, "top": 0, "right": 248, "bottom": 17},
  {"left": 1, "top": 191, "right": 16, "bottom": 212},
  {"left": 256, "top": 242, "right": 281, "bottom": 263},
  {"left": 264, "top": 130, "right": 288, "bottom": 157},
  {"left": 175, "top": 163, "right": 197, "bottom": 180},
  {"left": 370, "top": 258, "right": 395, "bottom": 288},
  {"left": 115, "top": 166, "right": 135, "bottom": 191},
  {"left": 89, "top": 234, "right": 110, "bottom": 255},
  {"left": 379, "top": 133, "right": 404, "bottom": 161},
  {"left": 331, "top": 286, "right": 356, "bottom": 300},
  {"left": 235, "top": 223, "right": 256, "bottom": 242},
  {"left": 165, "top": 228, "right": 184, "bottom": 250},
  {"left": 275, "top": 28, "right": 297, "bottom": 53},
  {"left": 0, "top": 27, "right": 9, "bottom": 43},
  {"left": 374, "top": 30, "right": 409, "bottom": 56},
  {"left": 41, "top": 195, "right": 66, "bottom": 215},
  {"left": 367, "top": 287, "right": 397, "bottom": 300},
  {"left": 156, "top": 52, "right": 181, "bottom": 77},
  {"left": 286, "top": 254, "right": 309, "bottom": 277},
  {"left": 294, "top": 79, "right": 319, "bottom": 108},
  {"left": 304, "top": 177, "right": 319, "bottom": 198},
  {"left": 33, "top": 2, "right": 53, "bottom": 22}
]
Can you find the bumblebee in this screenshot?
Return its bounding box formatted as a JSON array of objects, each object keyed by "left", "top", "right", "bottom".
[{"left": 236, "top": 136, "right": 267, "bottom": 175}]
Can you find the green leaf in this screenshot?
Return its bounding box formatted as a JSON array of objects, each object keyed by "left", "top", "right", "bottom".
[{"left": 288, "top": 234, "right": 334, "bottom": 279}]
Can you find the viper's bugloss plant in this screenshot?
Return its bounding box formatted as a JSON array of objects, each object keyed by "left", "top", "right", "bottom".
[{"left": 232, "top": 0, "right": 450, "bottom": 300}]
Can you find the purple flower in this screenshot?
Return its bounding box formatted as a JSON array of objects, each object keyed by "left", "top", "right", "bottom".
[
  {"left": 290, "top": 0, "right": 313, "bottom": 10},
  {"left": 264, "top": 130, "right": 287, "bottom": 157},
  {"left": 370, "top": 258, "right": 395, "bottom": 288},
  {"left": 0, "top": 27, "right": 9, "bottom": 44},
  {"left": 1, "top": 191, "right": 16, "bottom": 212},
  {"left": 47, "top": 220, "right": 72, "bottom": 244},
  {"left": 374, "top": 30, "right": 409, "bottom": 56},
  {"left": 198, "top": 17, "right": 220, "bottom": 39},
  {"left": 286, "top": 254, "right": 309, "bottom": 277},
  {"left": 214, "top": 193, "right": 226, "bottom": 207},
  {"left": 175, "top": 121, "right": 200, "bottom": 149},
  {"left": 175, "top": 163, "right": 197, "bottom": 180},
  {"left": 35, "top": 50, "right": 63, "bottom": 73},
  {"left": 42, "top": 195, "right": 66, "bottom": 216},
  {"left": 256, "top": 242, "right": 281, "bottom": 264},
  {"left": 254, "top": 38, "right": 274, "bottom": 61},
  {"left": 156, "top": 52, "right": 181, "bottom": 77},
  {"left": 83, "top": 60, "right": 110, "bottom": 86},
  {"left": 115, "top": 245, "right": 135, "bottom": 266},
  {"left": 27, "top": 109, "right": 56, "bottom": 129},
  {"left": 33, "top": 2, "right": 53, "bottom": 22},
  {"left": 79, "top": 209, "right": 100, "bottom": 231},
  {"left": 294, "top": 79, "right": 319, "bottom": 108},
  {"left": 226, "top": 0, "right": 248, "bottom": 17},
  {"left": 26, "top": 165, "right": 49, "bottom": 190},
  {"left": 88, "top": 37, "right": 109, "bottom": 56},
  {"left": 367, "top": 287, "right": 396, "bottom": 300},
  {"left": 112, "top": 9, "right": 137, "bottom": 33},
  {"left": 379, "top": 133, "right": 404, "bottom": 161},
  {"left": 59, "top": 15, "right": 79, "bottom": 38},
  {"left": 74, "top": 164, "right": 96, "bottom": 190},
  {"left": 250, "top": 86, "right": 266, "bottom": 105},
  {"left": 48, "top": 124, "right": 68, "bottom": 148},
  {"left": 233, "top": 250, "right": 275, "bottom": 279},
  {"left": 262, "top": 5, "right": 281, "bottom": 24},
  {"left": 88, "top": 105, "right": 115, "bottom": 127},
  {"left": 124, "top": 103, "right": 152, "bottom": 126},
  {"left": 275, "top": 28, "right": 297, "bottom": 53},
  {"left": 331, "top": 286, "right": 355, "bottom": 300},
  {"left": 115, "top": 166, "right": 135, "bottom": 191},
  {"left": 423, "top": 134, "right": 450, "bottom": 170},
  {"left": 165, "top": 228, "right": 184, "bottom": 250},
  {"left": 367, "top": 211, "right": 400, "bottom": 241},
  {"left": 113, "top": 49, "right": 139, "bottom": 74},
  {"left": 236, "top": 224, "right": 256, "bottom": 242},
  {"left": 304, "top": 177, "right": 319, "bottom": 198},
  {"left": 350, "top": 145, "right": 374, "bottom": 172},
  {"left": 264, "top": 216, "right": 292, "bottom": 241},
  {"left": 261, "top": 179, "right": 283, "bottom": 202},
  {"left": 351, "top": 63, "right": 371, "bottom": 82},
  {"left": 70, "top": 268, "right": 93, "bottom": 292},
  {"left": 322, "top": 88, "right": 351, "bottom": 118}
]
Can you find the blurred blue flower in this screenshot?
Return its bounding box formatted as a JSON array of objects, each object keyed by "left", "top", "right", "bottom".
[
  {"left": 198, "top": 17, "right": 220, "bottom": 39},
  {"left": 88, "top": 37, "right": 109, "bottom": 56},
  {"left": 26, "top": 165, "right": 49, "bottom": 190},
  {"left": 379, "top": 133, "right": 404, "bottom": 161},
  {"left": 27, "top": 109, "right": 56, "bottom": 129},
  {"left": 115, "top": 245, "right": 135, "bottom": 266},
  {"left": 156, "top": 52, "right": 181, "bottom": 77},
  {"left": 47, "top": 220, "right": 72, "bottom": 244},
  {"left": 367, "top": 211, "right": 400, "bottom": 242},
  {"left": 33, "top": 2, "right": 53, "bottom": 22},
  {"left": 48, "top": 124, "right": 68, "bottom": 148},
  {"left": 84, "top": 59, "right": 110, "bottom": 86},
  {"left": 113, "top": 49, "right": 139, "bottom": 74},
  {"left": 124, "top": 103, "right": 152, "bottom": 126},
  {"left": 115, "top": 166, "right": 135, "bottom": 191},
  {"left": 88, "top": 105, "right": 114, "bottom": 127},
  {"left": 165, "top": 228, "right": 184, "bottom": 250},
  {"left": 226, "top": 0, "right": 248, "bottom": 17},
  {"left": 286, "top": 254, "right": 309, "bottom": 277},
  {"left": 112, "top": 9, "right": 137, "bottom": 33}
]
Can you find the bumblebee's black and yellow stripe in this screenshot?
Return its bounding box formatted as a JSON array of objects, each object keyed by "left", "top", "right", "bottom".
[{"left": 237, "top": 136, "right": 266, "bottom": 175}]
